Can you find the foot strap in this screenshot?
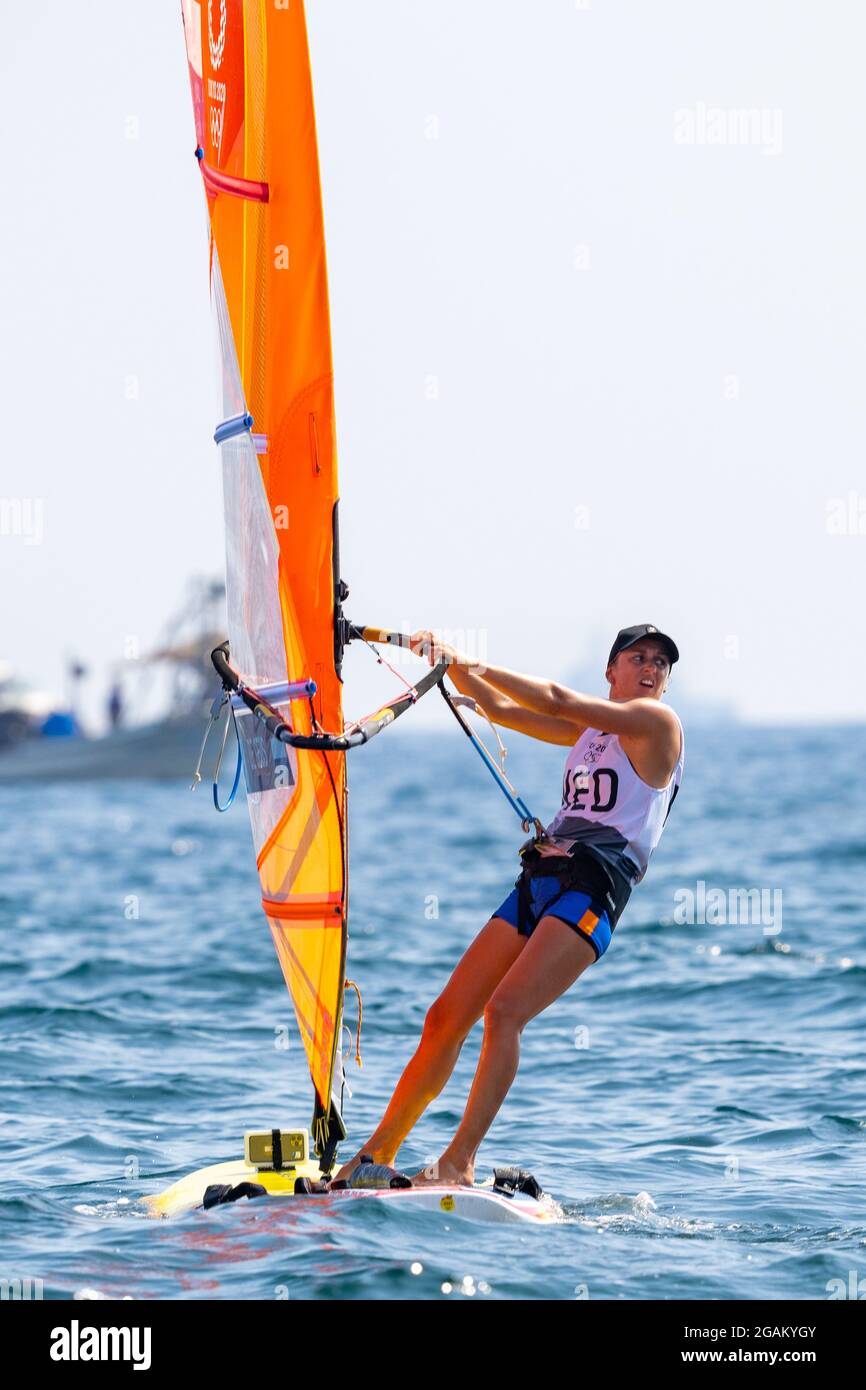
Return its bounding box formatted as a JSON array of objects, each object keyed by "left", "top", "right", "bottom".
[
  {"left": 491, "top": 1167, "right": 543, "bottom": 1200},
  {"left": 348, "top": 1162, "right": 413, "bottom": 1190},
  {"left": 202, "top": 1181, "right": 268, "bottom": 1209},
  {"left": 294, "top": 1177, "right": 331, "bottom": 1195}
]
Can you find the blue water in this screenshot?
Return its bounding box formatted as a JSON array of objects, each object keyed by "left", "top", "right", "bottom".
[{"left": 1, "top": 725, "right": 864, "bottom": 1300}]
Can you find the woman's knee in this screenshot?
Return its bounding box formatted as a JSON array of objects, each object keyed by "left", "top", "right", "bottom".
[
  {"left": 483, "top": 992, "right": 526, "bottom": 1035},
  {"left": 423, "top": 996, "right": 472, "bottom": 1045}
]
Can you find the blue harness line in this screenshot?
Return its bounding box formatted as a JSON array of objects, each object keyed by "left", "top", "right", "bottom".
[
  {"left": 212, "top": 700, "right": 243, "bottom": 812},
  {"left": 438, "top": 683, "right": 544, "bottom": 837},
  {"left": 190, "top": 690, "right": 243, "bottom": 812}
]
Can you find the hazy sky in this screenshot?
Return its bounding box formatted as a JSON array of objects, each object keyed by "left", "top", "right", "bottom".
[{"left": 2, "top": 1, "right": 864, "bottom": 727}]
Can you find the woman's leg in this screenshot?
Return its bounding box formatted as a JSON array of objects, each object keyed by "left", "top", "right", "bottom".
[
  {"left": 414, "top": 915, "right": 597, "bottom": 1185},
  {"left": 332, "top": 916, "right": 526, "bottom": 1181}
]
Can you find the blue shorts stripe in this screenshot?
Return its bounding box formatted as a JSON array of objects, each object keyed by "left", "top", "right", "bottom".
[{"left": 493, "top": 875, "right": 613, "bottom": 960}]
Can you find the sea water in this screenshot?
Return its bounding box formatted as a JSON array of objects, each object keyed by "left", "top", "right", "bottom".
[{"left": 0, "top": 724, "right": 864, "bottom": 1300}]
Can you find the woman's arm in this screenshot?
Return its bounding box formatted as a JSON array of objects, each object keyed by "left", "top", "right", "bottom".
[
  {"left": 480, "top": 660, "right": 674, "bottom": 741},
  {"left": 410, "top": 630, "right": 675, "bottom": 742},
  {"left": 410, "top": 632, "right": 582, "bottom": 746},
  {"left": 447, "top": 663, "right": 581, "bottom": 747},
  {"left": 411, "top": 631, "right": 570, "bottom": 718}
]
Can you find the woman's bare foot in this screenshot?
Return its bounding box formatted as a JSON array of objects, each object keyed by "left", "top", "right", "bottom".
[
  {"left": 330, "top": 1148, "right": 392, "bottom": 1185},
  {"left": 411, "top": 1156, "right": 474, "bottom": 1187}
]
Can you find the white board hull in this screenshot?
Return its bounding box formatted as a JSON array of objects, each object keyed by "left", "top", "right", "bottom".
[{"left": 143, "top": 1158, "right": 557, "bottom": 1226}]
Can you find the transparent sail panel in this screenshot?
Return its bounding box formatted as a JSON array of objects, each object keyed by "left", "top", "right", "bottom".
[
  {"left": 212, "top": 245, "right": 248, "bottom": 436},
  {"left": 212, "top": 245, "right": 283, "bottom": 688},
  {"left": 220, "top": 431, "right": 284, "bottom": 685},
  {"left": 212, "top": 246, "right": 299, "bottom": 850}
]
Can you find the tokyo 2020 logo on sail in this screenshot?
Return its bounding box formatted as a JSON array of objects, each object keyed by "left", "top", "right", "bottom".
[{"left": 208, "top": 0, "right": 227, "bottom": 71}]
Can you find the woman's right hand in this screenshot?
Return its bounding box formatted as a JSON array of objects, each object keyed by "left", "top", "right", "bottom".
[{"left": 409, "top": 630, "right": 463, "bottom": 668}]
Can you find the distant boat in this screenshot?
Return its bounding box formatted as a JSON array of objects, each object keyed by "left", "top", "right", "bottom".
[
  {"left": 0, "top": 710, "right": 207, "bottom": 783},
  {"left": 0, "top": 667, "right": 66, "bottom": 750},
  {"left": 0, "top": 578, "right": 225, "bottom": 783}
]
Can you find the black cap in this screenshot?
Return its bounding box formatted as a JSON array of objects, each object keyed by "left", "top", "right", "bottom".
[{"left": 607, "top": 623, "right": 679, "bottom": 668}]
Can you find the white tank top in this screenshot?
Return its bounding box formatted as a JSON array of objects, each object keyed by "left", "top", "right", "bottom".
[{"left": 540, "top": 710, "right": 684, "bottom": 887}]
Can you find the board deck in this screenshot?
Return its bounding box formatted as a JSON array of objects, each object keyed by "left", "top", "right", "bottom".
[{"left": 143, "top": 1158, "right": 558, "bottom": 1226}]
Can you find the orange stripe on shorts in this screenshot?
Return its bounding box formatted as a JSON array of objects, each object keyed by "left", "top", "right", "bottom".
[{"left": 577, "top": 909, "right": 599, "bottom": 937}]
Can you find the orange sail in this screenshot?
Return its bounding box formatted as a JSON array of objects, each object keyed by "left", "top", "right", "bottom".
[{"left": 181, "top": 0, "right": 346, "bottom": 1146}]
